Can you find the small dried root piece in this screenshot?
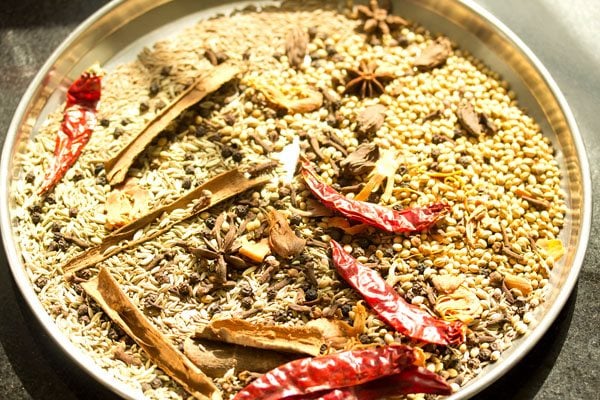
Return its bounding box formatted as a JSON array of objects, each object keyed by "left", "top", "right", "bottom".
[
  {"left": 81, "top": 268, "right": 221, "bottom": 400},
  {"left": 63, "top": 169, "right": 269, "bottom": 275},
  {"left": 112, "top": 343, "right": 142, "bottom": 367},
  {"left": 249, "top": 80, "right": 323, "bottom": 114},
  {"left": 105, "top": 62, "right": 241, "bottom": 185}
]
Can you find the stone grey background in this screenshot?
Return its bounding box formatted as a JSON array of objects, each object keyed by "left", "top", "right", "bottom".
[{"left": 0, "top": 0, "right": 597, "bottom": 399}]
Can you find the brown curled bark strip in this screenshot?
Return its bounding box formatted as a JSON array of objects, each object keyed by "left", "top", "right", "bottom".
[
  {"left": 63, "top": 169, "right": 269, "bottom": 275},
  {"left": 81, "top": 268, "right": 222, "bottom": 400},
  {"left": 194, "top": 318, "right": 325, "bottom": 356},
  {"left": 183, "top": 338, "right": 299, "bottom": 377},
  {"left": 105, "top": 62, "right": 241, "bottom": 185}
]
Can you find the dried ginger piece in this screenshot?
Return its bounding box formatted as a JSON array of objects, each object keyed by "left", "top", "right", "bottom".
[
  {"left": 81, "top": 268, "right": 221, "bottom": 400},
  {"left": 503, "top": 273, "right": 533, "bottom": 296},
  {"left": 105, "top": 180, "right": 150, "bottom": 230},
  {"left": 435, "top": 286, "right": 482, "bottom": 325},
  {"left": 238, "top": 238, "right": 271, "bottom": 263}
]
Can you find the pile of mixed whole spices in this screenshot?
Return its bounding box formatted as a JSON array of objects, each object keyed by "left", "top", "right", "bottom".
[{"left": 12, "top": 1, "right": 566, "bottom": 399}]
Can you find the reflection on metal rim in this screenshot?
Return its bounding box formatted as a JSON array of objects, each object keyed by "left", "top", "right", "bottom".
[{"left": 0, "top": 1, "right": 591, "bottom": 399}]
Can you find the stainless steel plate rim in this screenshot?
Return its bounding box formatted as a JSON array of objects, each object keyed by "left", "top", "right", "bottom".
[{"left": 0, "top": 1, "right": 591, "bottom": 399}]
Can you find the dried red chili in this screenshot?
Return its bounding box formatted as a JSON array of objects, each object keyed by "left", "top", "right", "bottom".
[
  {"left": 39, "top": 67, "right": 102, "bottom": 195},
  {"left": 330, "top": 240, "right": 465, "bottom": 346},
  {"left": 232, "top": 345, "right": 419, "bottom": 400},
  {"left": 296, "top": 366, "right": 452, "bottom": 399},
  {"left": 301, "top": 163, "right": 449, "bottom": 233}
]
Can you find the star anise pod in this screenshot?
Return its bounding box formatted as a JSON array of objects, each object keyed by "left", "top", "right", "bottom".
[
  {"left": 178, "top": 212, "right": 247, "bottom": 283},
  {"left": 344, "top": 59, "right": 395, "bottom": 98},
  {"left": 354, "top": 0, "right": 408, "bottom": 43}
]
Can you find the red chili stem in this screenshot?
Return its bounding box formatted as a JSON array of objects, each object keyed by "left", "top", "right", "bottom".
[
  {"left": 232, "top": 345, "right": 418, "bottom": 400},
  {"left": 330, "top": 240, "right": 465, "bottom": 346},
  {"left": 39, "top": 70, "right": 101, "bottom": 195},
  {"left": 301, "top": 163, "right": 449, "bottom": 234}
]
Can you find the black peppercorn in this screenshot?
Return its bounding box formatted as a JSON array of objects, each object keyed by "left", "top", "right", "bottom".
[
  {"left": 232, "top": 151, "right": 243, "bottom": 163},
  {"left": 289, "top": 214, "right": 302, "bottom": 226},
  {"left": 35, "top": 276, "right": 48, "bottom": 288},
  {"left": 149, "top": 80, "right": 160, "bottom": 96},
  {"left": 160, "top": 66, "right": 172, "bottom": 76},
  {"left": 205, "top": 216, "right": 216, "bottom": 229},
  {"left": 239, "top": 282, "right": 253, "bottom": 297},
  {"left": 304, "top": 287, "right": 318, "bottom": 302},
  {"left": 340, "top": 304, "right": 352, "bottom": 318},
  {"left": 184, "top": 165, "right": 195, "bottom": 175},
  {"left": 240, "top": 296, "right": 254, "bottom": 309},
  {"left": 31, "top": 213, "right": 41, "bottom": 224},
  {"left": 99, "top": 118, "right": 110, "bottom": 127},
  {"left": 189, "top": 272, "right": 201, "bottom": 285},
  {"left": 221, "top": 146, "right": 233, "bottom": 158},
  {"left": 139, "top": 101, "right": 149, "bottom": 113},
  {"left": 182, "top": 177, "right": 192, "bottom": 190},
  {"left": 359, "top": 333, "right": 371, "bottom": 344},
  {"left": 113, "top": 126, "right": 124, "bottom": 138},
  {"left": 236, "top": 204, "right": 249, "bottom": 218}
]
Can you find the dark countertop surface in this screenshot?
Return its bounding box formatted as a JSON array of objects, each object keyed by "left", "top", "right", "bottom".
[{"left": 0, "top": 1, "right": 598, "bottom": 399}]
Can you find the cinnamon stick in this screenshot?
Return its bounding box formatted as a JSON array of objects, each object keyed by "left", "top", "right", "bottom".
[
  {"left": 183, "top": 338, "right": 298, "bottom": 377},
  {"left": 194, "top": 318, "right": 325, "bottom": 356},
  {"left": 63, "top": 169, "right": 269, "bottom": 275},
  {"left": 81, "top": 268, "right": 222, "bottom": 400},
  {"left": 105, "top": 62, "right": 241, "bottom": 185}
]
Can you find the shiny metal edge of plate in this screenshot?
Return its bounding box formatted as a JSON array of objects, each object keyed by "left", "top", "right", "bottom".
[{"left": 0, "top": 0, "right": 590, "bottom": 399}]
